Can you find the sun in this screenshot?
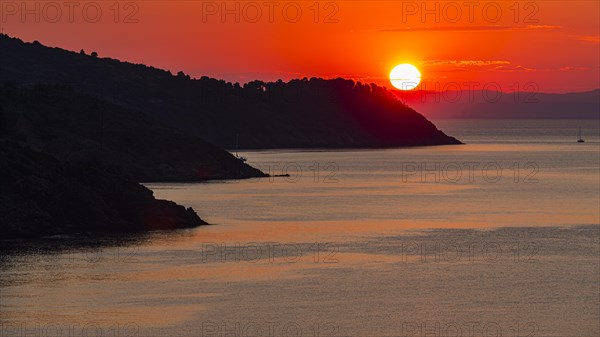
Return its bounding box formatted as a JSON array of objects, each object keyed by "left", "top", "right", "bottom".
[{"left": 390, "top": 64, "right": 421, "bottom": 91}]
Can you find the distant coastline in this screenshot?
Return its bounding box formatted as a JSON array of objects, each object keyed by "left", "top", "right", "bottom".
[{"left": 397, "top": 89, "right": 600, "bottom": 119}]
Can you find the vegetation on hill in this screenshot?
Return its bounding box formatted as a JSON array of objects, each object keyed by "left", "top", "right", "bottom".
[
  {"left": 0, "top": 34, "right": 461, "bottom": 149},
  {"left": 0, "top": 33, "right": 463, "bottom": 238}
]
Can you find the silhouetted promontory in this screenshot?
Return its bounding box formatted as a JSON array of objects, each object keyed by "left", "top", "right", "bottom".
[
  {"left": 0, "top": 84, "right": 265, "bottom": 182},
  {"left": 0, "top": 34, "right": 461, "bottom": 238},
  {"left": 0, "top": 141, "right": 205, "bottom": 239},
  {"left": 0, "top": 84, "right": 219, "bottom": 238},
  {"left": 0, "top": 83, "right": 264, "bottom": 238},
  {"left": 0, "top": 34, "right": 461, "bottom": 149}
]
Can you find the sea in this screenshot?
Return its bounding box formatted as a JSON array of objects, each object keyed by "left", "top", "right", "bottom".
[{"left": 1, "top": 119, "right": 599, "bottom": 337}]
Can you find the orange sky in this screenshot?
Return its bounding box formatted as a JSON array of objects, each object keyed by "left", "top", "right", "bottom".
[{"left": 1, "top": 1, "right": 599, "bottom": 92}]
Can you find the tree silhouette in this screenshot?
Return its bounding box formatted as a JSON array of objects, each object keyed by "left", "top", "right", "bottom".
[
  {"left": 0, "top": 106, "right": 6, "bottom": 134},
  {"left": 0, "top": 34, "right": 462, "bottom": 149}
]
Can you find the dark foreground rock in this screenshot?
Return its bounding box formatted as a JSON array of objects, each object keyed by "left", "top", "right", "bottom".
[{"left": 0, "top": 141, "right": 206, "bottom": 239}]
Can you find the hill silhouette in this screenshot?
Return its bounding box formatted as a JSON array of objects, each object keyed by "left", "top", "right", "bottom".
[
  {"left": 0, "top": 33, "right": 461, "bottom": 238},
  {"left": 398, "top": 90, "right": 600, "bottom": 119},
  {"left": 0, "top": 34, "right": 461, "bottom": 148},
  {"left": 0, "top": 82, "right": 264, "bottom": 238},
  {"left": 0, "top": 84, "right": 265, "bottom": 182}
]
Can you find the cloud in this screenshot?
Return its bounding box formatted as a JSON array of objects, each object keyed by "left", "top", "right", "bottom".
[
  {"left": 577, "top": 36, "right": 600, "bottom": 43},
  {"left": 420, "top": 60, "right": 537, "bottom": 73},
  {"left": 494, "top": 65, "right": 536, "bottom": 72},
  {"left": 375, "top": 25, "right": 561, "bottom": 33},
  {"left": 558, "top": 66, "right": 592, "bottom": 71},
  {"left": 421, "top": 60, "right": 510, "bottom": 67}
]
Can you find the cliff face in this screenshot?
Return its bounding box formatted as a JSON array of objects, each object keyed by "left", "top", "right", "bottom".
[
  {"left": 0, "top": 141, "right": 206, "bottom": 239},
  {"left": 0, "top": 34, "right": 461, "bottom": 149}
]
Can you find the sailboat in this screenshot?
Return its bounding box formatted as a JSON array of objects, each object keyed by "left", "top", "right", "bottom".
[
  {"left": 235, "top": 133, "right": 248, "bottom": 162},
  {"left": 577, "top": 128, "right": 585, "bottom": 143}
]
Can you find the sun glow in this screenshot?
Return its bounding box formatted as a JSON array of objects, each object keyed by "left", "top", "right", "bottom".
[{"left": 390, "top": 64, "right": 421, "bottom": 91}]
